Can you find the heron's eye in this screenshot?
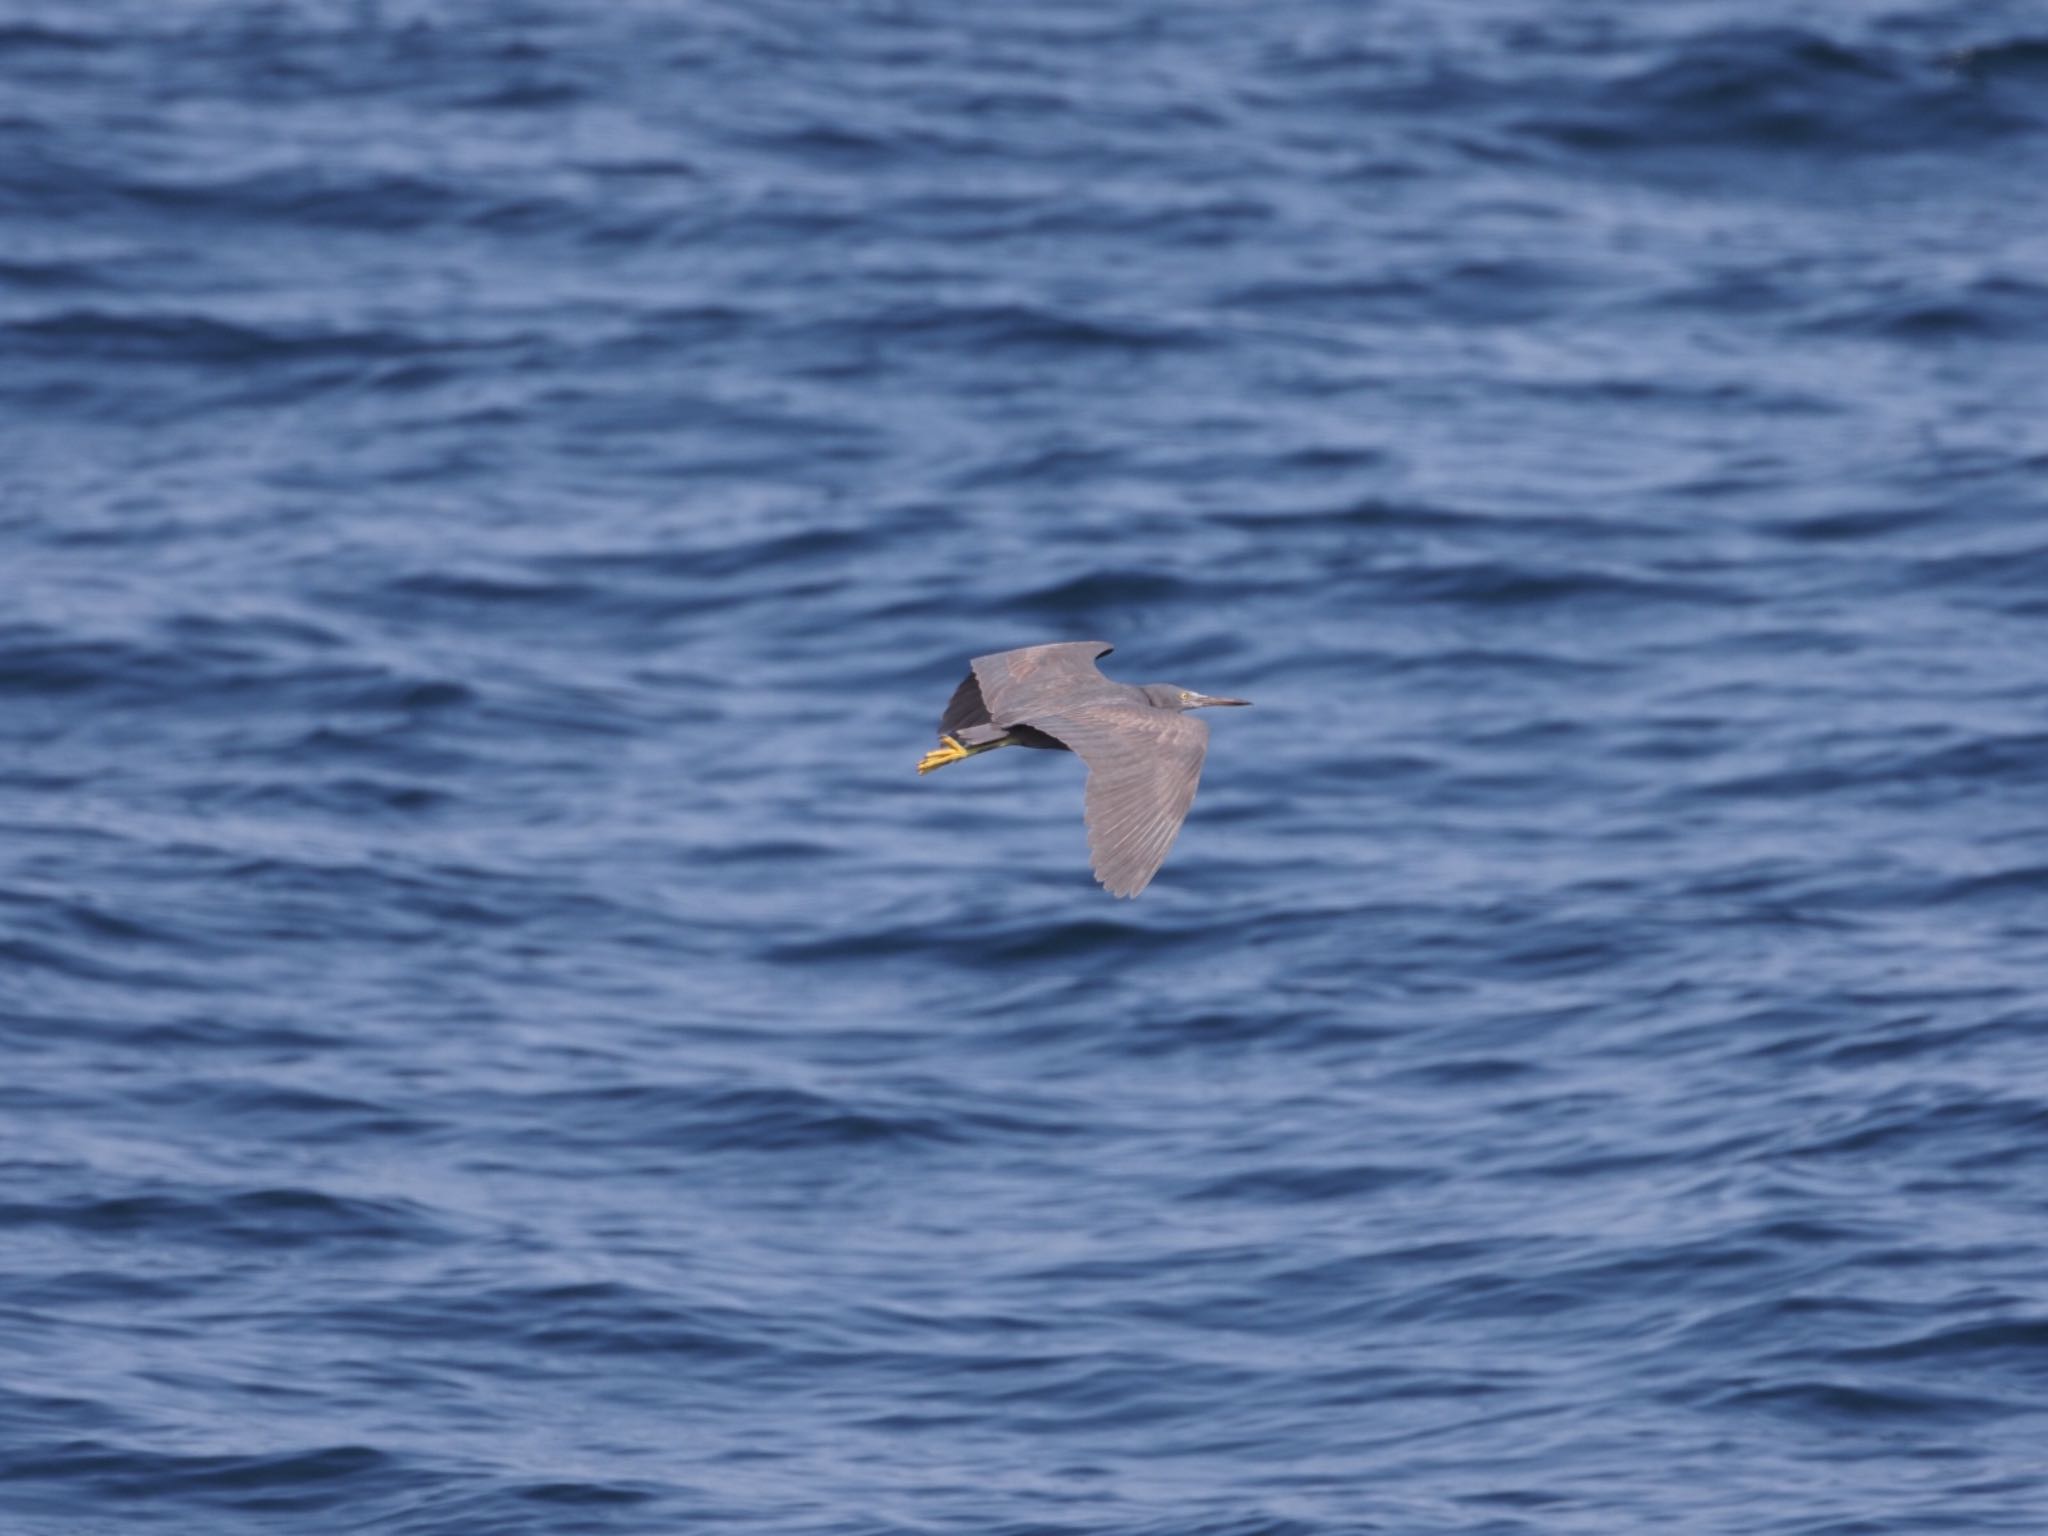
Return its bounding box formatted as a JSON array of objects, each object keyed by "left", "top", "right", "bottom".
[{"left": 1180, "top": 691, "right": 1195, "bottom": 703}]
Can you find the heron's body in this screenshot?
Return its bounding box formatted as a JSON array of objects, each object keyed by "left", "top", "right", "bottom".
[{"left": 917, "top": 641, "right": 1248, "bottom": 898}]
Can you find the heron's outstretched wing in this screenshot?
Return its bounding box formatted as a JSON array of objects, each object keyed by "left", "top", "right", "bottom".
[
  {"left": 1023, "top": 705, "right": 1209, "bottom": 898},
  {"left": 938, "top": 672, "right": 991, "bottom": 737},
  {"left": 970, "top": 642, "right": 1114, "bottom": 725}
]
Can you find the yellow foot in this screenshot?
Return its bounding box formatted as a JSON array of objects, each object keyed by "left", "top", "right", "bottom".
[{"left": 917, "top": 735, "right": 971, "bottom": 775}]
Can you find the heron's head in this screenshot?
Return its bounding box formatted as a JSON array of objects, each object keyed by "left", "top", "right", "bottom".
[{"left": 1144, "top": 683, "right": 1252, "bottom": 712}]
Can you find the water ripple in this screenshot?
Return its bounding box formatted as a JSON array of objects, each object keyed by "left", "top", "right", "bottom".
[{"left": 5, "top": 1, "right": 2047, "bottom": 1533}]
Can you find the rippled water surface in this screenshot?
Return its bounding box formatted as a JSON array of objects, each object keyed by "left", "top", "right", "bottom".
[{"left": 6, "top": 2, "right": 2048, "bottom": 1532}]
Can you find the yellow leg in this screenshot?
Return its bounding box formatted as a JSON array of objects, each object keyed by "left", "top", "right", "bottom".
[{"left": 917, "top": 734, "right": 972, "bottom": 775}]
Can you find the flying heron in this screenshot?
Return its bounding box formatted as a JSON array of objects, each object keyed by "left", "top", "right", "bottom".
[{"left": 916, "top": 641, "right": 1249, "bottom": 897}]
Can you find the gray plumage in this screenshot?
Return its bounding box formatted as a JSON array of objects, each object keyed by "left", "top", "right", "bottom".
[{"left": 918, "top": 641, "right": 1249, "bottom": 898}]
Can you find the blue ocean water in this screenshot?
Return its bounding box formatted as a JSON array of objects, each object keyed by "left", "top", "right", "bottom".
[{"left": 6, "top": 0, "right": 2048, "bottom": 1530}]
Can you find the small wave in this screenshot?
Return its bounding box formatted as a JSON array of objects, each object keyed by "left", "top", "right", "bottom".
[
  {"left": 389, "top": 570, "right": 598, "bottom": 608},
  {"left": 1528, "top": 27, "right": 2042, "bottom": 157},
  {"left": 766, "top": 912, "right": 1202, "bottom": 967},
  {"left": 1012, "top": 569, "right": 1199, "bottom": 613},
  {"left": 0, "top": 254, "right": 112, "bottom": 289},
  {"left": 744, "top": 121, "right": 900, "bottom": 163},
  {"left": 558, "top": 525, "right": 869, "bottom": 583},
  {"left": 1916, "top": 541, "right": 2048, "bottom": 615},
  {"left": 843, "top": 299, "right": 1204, "bottom": 355},
  {"left": 1897, "top": 733, "right": 2048, "bottom": 789},
  {"left": 0, "top": 933, "right": 210, "bottom": 992},
  {"left": 524, "top": 1081, "right": 961, "bottom": 1154},
  {"left": 1786, "top": 1091, "right": 2048, "bottom": 1164},
  {"left": 1772, "top": 506, "right": 1934, "bottom": 542},
  {"left": 1395, "top": 559, "right": 1733, "bottom": 609},
  {"left": 1927, "top": 864, "right": 2048, "bottom": 907},
  {"left": 1804, "top": 276, "right": 2048, "bottom": 344},
  {"left": 120, "top": 168, "right": 461, "bottom": 231},
  {"left": 7, "top": 308, "right": 418, "bottom": 366},
  {"left": 1182, "top": 1163, "right": 1441, "bottom": 1204},
  {"left": 6, "top": 1440, "right": 404, "bottom": 1508},
  {"left": 516, "top": 1286, "right": 777, "bottom": 1362},
  {"left": 1701, "top": 1377, "right": 2015, "bottom": 1425},
  {"left": 515, "top": 1480, "right": 653, "bottom": 1504},
  {"left": 455, "top": 78, "right": 588, "bottom": 113},
  {"left": 0, "top": 628, "right": 190, "bottom": 699},
  {"left": 1225, "top": 258, "right": 1592, "bottom": 325},
  {"left": 0, "top": 23, "right": 106, "bottom": 53},
  {"left": 0, "top": 1187, "right": 441, "bottom": 1249},
  {"left": 1836, "top": 1315, "right": 2048, "bottom": 1364},
  {"left": 139, "top": 1080, "right": 439, "bottom": 1143}
]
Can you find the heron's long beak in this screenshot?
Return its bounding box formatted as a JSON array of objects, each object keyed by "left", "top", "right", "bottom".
[{"left": 1190, "top": 694, "right": 1250, "bottom": 707}]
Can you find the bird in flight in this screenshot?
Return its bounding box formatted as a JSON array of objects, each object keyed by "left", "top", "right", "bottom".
[{"left": 917, "top": 641, "right": 1248, "bottom": 897}]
